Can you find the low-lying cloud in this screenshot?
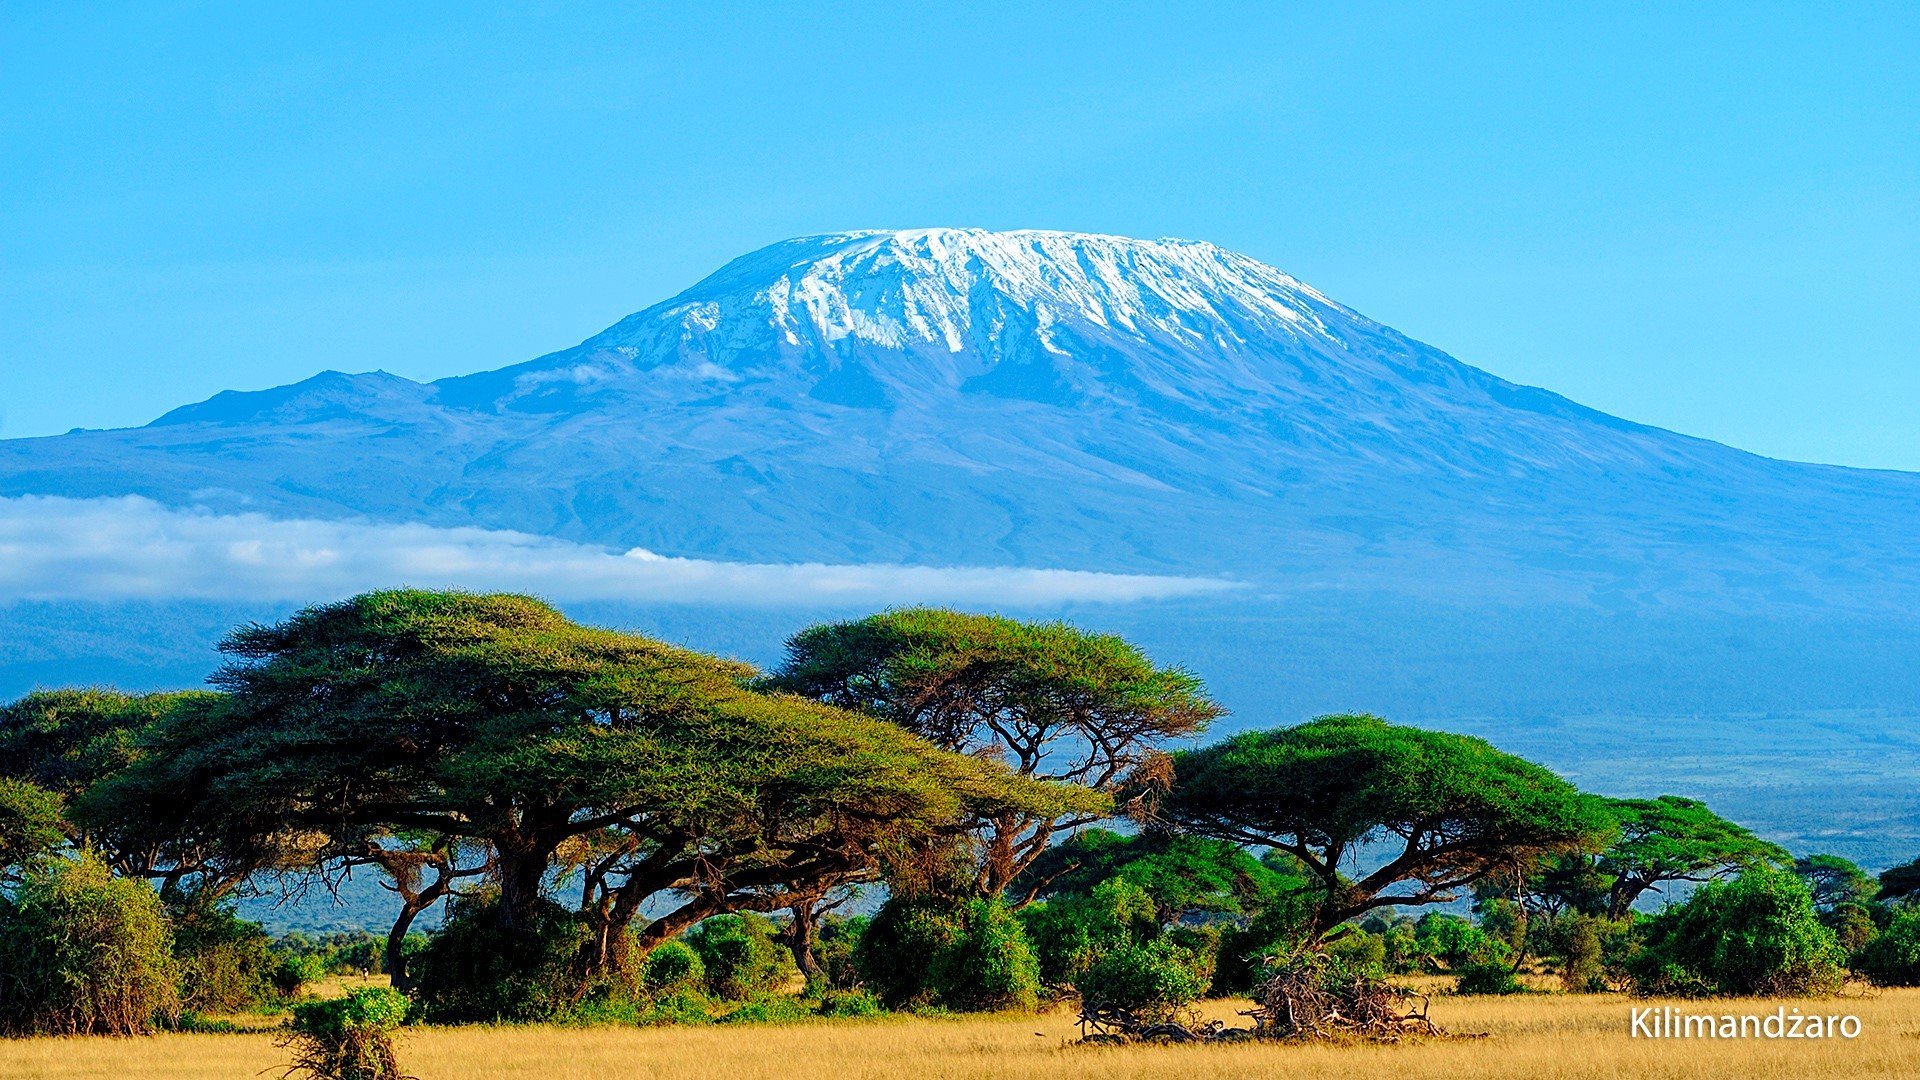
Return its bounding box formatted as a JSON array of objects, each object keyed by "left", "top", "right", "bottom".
[{"left": 0, "top": 496, "right": 1234, "bottom": 607}]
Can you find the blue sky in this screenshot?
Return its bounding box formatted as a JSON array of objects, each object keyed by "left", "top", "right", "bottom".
[{"left": 3, "top": 3, "right": 1916, "bottom": 468}]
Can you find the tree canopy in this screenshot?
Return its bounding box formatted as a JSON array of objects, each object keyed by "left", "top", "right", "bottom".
[
  {"left": 103, "top": 590, "right": 1081, "bottom": 978},
  {"left": 1153, "top": 714, "right": 1613, "bottom": 932},
  {"left": 769, "top": 608, "right": 1216, "bottom": 896},
  {"left": 1011, "top": 827, "right": 1301, "bottom": 922},
  {"left": 1596, "top": 796, "right": 1787, "bottom": 917}
]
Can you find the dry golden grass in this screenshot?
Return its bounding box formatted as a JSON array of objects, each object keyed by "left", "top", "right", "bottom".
[{"left": 2, "top": 989, "right": 1917, "bottom": 1080}]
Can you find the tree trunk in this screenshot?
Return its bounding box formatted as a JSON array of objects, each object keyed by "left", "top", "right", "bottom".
[
  {"left": 386, "top": 899, "right": 426, "bottom": 991},
  {"left": 787, "top": 901, "right": 821, "bottom": 978}
]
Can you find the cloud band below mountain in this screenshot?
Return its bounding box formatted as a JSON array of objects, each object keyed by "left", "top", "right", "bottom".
[{"left": 0, "top": 496, "right": 1233, "bottom": 607}]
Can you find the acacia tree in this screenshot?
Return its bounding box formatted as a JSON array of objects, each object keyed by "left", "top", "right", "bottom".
[
  {"left": 0, "top": 688, "right": 267, "bottom": 898},
  {"left": 1151, "top": 714, "right": 1613, "bottom": 935},
  {"left": 1596, "top": 796, "right": 1786, "bottom": 918},
  {"left": 769, "top": 608, "right": 1219, "bottom": 898},
  {"left": 103, "top": 590, "right": 1078, "bottom": 982},
  {"left": 1794, "top": 854, "right": 1878, "bottom": 914}
]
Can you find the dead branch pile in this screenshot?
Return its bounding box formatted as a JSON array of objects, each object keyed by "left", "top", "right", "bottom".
[{"left": 1242, "top": 947, "right": 1440, "bottom": 1042}]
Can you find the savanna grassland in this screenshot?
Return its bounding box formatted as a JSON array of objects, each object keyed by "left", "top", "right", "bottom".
[{"left": 3, "top": 989, "right": 1918, "bottom": 1080}]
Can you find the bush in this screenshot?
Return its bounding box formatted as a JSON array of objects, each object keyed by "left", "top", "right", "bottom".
[
  {"left": 1211, "top": 905, "right": 1313, "bottom": 993},
  {"left": 855, "top": 897, "right": 965, "bottom": 1008},
  {"left": 813, "top": 914, "right": 867, "bottom": 989},
  {"left": 684, "top": 914, "right": 792, "bottom": 1000},
  {"left": 0, "top": 854, "right": 179, "bottom": 1035},
  {"left": 281, "top": 986, "right": 410, "bottom": 1080},
  {"left": 926, "top": 898, "right": 1041, "bottom": 1012},
  {"left": 1628, "top": 865, "right": 1845, "bottom": 997},
  {"left": 1550, "top": 914, "right": 1607, "bottom": 992},
  {"left": 856, "top": 896, "right": 1040, "bottom": 1012},
  {"left": 814, "top": 987, "right": 884, "bottom": 1017},
  {"left": 1019, "top": 877, "right": 1157, "bottom": 987},
  {"left": 169, "top": 898, "right": 276, "bottom": 1011},
  {"left": 1412, "top": 912, "right": 1510, "bottom": 972},
  {"left": 639, "top": 939, "right": 706, "bottom": 996},
  {"left": 1455, "top": 961, "right": 1526, "bottom": 995},
  {"left": 273, "top": 952, "right": 329, "bottom": 998},
  {"left": 1073, "top": 939, "right": 1208, "bottom": 1021},
  {"left": 408, "top": 893, "right": 598, "bottom": 1023},
  {"left": 1854, "top": 908, "right": 1920, "bottom": 986}
]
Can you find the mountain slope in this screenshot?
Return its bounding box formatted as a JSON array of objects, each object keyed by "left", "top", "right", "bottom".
[{"left": 4, "top": 228, "right": 1914, "bottom": 617}]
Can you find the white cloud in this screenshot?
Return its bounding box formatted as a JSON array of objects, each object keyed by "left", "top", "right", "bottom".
[{"left": 0, "top": 496, "right": 1235, "bottom": 607}]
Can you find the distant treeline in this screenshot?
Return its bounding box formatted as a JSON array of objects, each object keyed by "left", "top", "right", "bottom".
[{"left": 2, "top": 590, "right": 1919, "bottom": 1036}]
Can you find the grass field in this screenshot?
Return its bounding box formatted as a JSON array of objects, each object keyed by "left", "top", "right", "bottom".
[{"left": 3, "top": 988, "right": 1918, "bottom": 1080}]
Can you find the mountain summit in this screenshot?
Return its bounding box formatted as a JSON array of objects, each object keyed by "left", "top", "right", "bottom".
[{"left": 3, "top": 227, "right": 1919, "bottom": 699}]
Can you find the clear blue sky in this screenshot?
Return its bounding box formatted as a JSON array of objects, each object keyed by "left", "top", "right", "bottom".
[{"left": 4, "top": 2, "right": 1916, "bottom": 468}]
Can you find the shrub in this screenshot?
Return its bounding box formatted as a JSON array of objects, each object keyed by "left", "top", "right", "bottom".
[
  {"left": 1550, "top": 914, "right": 1607, "bottom": 992},
  {"left": 1019, "top": 877, "right": 1157, "bottom": 987},
  {"left": 408, "top": 893, "right": 597, "bottom": 1023},
  {"left": 854, "top": 897, "right": 964, "bottom": 1008},
  {"left": 281, "top": 986, "right": 410, "bottom": 1080},
  {"left": 814, "top": 914, "right": 867, "bottom": 989},
  {"left": 0, "top": 854, "right": 179, "bottom": 1035},
  {"left": 1073, "top": 939, "right": 1208, "bottom": 1021},
  {"left": 273, "top": 952, "right": 329, "bottom": 998},
  {"left": 1211, "top": 905, "right": 1313, "bottom": 993},
  {"left": 1455, "top": 961, "right": 1526, "bottom": 995},
  {"left": 639, "top": 939, "right": 706, "bottom": 996},
  {"left": 814, "top": 987, "right": 884, "bottom": 1017},
  {"left": 925, "top": 898, "right": 1041, "bottom": 1012},
  {"left": 1825, "top": 902, "right": 1879, "bottom": 954},
  {"left": 857, "top": 895, "right": 1040, "bottom": 1012},
  {"left": 684, "top": 914, "right": 792, "bottom": 1000},
  {"left": 1854, "top": 908, "right": 1920, "bottom": 986},
  {"left": 1380, "top": 921, "right": 1421, "bottom": 974},
  {"left": 1412, "top": 912, "right": 1510, "bottom": 971},
  {"left": 1628, "top": 864, "right": 1845, "bottom": 997},
  {"left": 169, "top": 898, "right": 276, "bottom": 1011}
]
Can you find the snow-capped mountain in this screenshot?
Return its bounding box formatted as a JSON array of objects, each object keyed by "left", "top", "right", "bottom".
[{"left": 3, "top": 228, "right": 1919, "bottom": 717}]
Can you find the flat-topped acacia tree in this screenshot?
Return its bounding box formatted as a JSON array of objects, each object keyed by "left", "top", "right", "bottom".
[
  {"left": 0, "top": 688, "right": 269, "bottom": 898},
  {"left": 97, "top": 590, "right": 1083, "bottom": 979},
  {"left": 1597, "top": 796, "right": 1788, "bottom": 918},
  {"left": 1152, "top": 714, "right": 1613, "bottom": 935},
  {"left": 769, "top": 608, "right": 1220, "bottom": 898}
]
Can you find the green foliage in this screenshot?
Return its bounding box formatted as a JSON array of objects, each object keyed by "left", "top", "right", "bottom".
[
  {"left": 855, "top": 896, "right": 964, "bottom": 1008},
  {"left": 273, "top": 952, "right": 329, "bottom": 998},
  {"left": 1629, "top": 864, "right": 1845, "bottom": 997},
  {"left": 1599, "top": 796, "right": 1788, "bottom": 917},
  {"left": 113, "top": 589, "right": 1069, "bottom": 998},
  {"left": 639, "top": 939, "right": 706, "bottom": 996},
  {"left": 684, "top": 914, "right": 792, "bottom": 1000},
  {"left": 812, "top": 987, "right": 884, "bottom": 1017},
  {"left": 1455, "top": 960, "right": 1527, "bottom": 995},
  {"left": 812, "top": 914, "right": 866, "bottom": 989},
  {"left": 1074, "top": 939, "right": 1209, "bottom": 1021},
  {"left": 1853, "top": 908, "right": 1920, "bottom": 986},
  {"left": 283, "top": 986, "right": 410, "bottom": 1080},
  {"left": 771, "top": 609, "right": 1204, "bottom": 893},
  {"left": 1878, "top": 855, "right": 1920, "bottom": 903},
  {"left": 1795, "top": 854, "right": 1878, "bottom": 913},
  {"left": 1013, "top": 828, "right": 1300, "bottom": 922},
  {"left": 0, "top": 854, "right": 179, "bottom": 1035},
  {"left": 856, "top": 895, "right": 1039, "bottom": 1012},
  {"left": 273, "top": 931, "right": 390, "bottom": 977},
  {"left": 1019, "top": 876, "right": 1157, "bottom": 986},
  {"left": 408, "top": 893, "right": 597, "bottom": 1023},
  {"left": 1159, "top": 715, "right": 1612, "bottom": 932},
  {"left": 0, "top": 777, "right": 66, "bottom": 875},
  {"left": 1413, "top": 912, "right": 1511, "bottom": 971},
  {"left": 924, "top": 898, "right": 1041, "bottom": 1012},
  {"left": 169, "top": 897, "right": 276, "bottom": 1012},
  {"left": 1547, "top": 913, "right": 1609, "bottom": 991}
]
